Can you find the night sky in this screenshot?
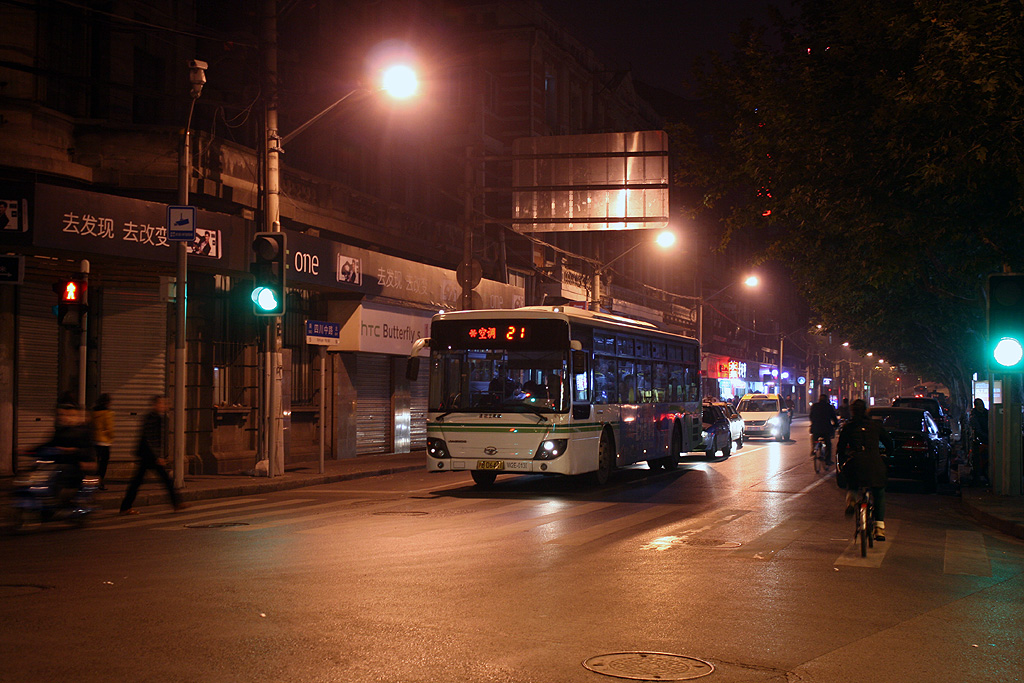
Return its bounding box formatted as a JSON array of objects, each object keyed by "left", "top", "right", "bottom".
[{"left": 541, "top": 0, "right": 791, "bottom": 96}]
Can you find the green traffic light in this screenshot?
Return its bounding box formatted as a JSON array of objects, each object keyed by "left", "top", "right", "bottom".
[
  {"left": 251, "top": 286, "right": 280, "bottom": 312},
  {"left": 993, "top": 337, "right": 1024, "bottom": 367}
]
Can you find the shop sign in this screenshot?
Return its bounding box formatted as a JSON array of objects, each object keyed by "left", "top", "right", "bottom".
[
  {"left": 287, "top": 230, "right": 524, "bottom": 310},
  {"left": 32, "top": 184, "right": 242, "bottom": 269},
  {"left": 329, "top": 302, "right": 432, "bottom": 356}
]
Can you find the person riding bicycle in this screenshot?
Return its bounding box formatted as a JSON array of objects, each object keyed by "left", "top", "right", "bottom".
[
  {"left": 809, "top": 394, "right": 839, "bottom": 462},
  {"left": 837, "top": 399, "right": 894, "bottom": 541}
]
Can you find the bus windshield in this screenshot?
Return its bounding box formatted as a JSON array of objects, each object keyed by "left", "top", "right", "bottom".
[{"left": 429, "top": 348, "right": 569, "bottom": 413}]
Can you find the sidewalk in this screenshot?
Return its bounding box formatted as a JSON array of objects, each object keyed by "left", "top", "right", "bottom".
[
  {"left": 89, "top": 450, "right": 426, "bottom": 511},
  {"left": 960, "top": 486, "right": 1024, "bottom": 540}
]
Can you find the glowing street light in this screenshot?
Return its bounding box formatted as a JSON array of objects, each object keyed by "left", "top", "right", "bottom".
[
  {"left": 589, "top": 229, "right": 677, "bottom": 311},
  {"left": 381, "top": 64, "right": 418, "bottom": 99}
]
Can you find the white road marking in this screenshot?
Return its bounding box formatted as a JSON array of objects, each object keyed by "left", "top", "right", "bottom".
[
  {"left": 834, "top": 520, "right": 900, "bottom": 568},
  {"left": 944, "top": 530, "right": 991, "bottom": 576}
]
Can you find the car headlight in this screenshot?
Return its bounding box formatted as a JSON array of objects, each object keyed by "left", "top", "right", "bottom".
[
  {"left": 767, "top": 416, "right": 780, "bottom": 426},
  {"left": 427, "top": 437, "right": 450, "bottom": 459},
  {"left": 701, "top": 429, "right": 710, "bottom": 441},
  {"left": 535, "top": 439, "right": 567, "bottom": 460}
]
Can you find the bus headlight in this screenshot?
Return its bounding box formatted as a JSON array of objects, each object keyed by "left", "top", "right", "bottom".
[
  {"left": 427, "top": 437, "right": 450, "bottom": 459},
  {"left": 535, "top": 439, "right": 567, "bottom": 460}
]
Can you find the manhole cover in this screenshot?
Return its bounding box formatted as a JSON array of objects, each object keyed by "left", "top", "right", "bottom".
[
  {"left": 0, "top": 584, "right": 51, "bottom": 598},
  {"left": 184, "top": 522, "right": 250, "bottom": 528},
  {"left": 371, "top": 511, "right": 428, "bottom": 516},
  {"left": 682, "top": 538, "right": 742, "bottom": 549},
  {"left": 583, "top": 652, "right": 714, "bottom": 681}
]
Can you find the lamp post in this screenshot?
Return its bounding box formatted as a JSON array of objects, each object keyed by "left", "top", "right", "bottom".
[
  {"left": 260, "top": 1, "right": 417, "bottom": 475},
  {"left": 172, "top": 59, "right": 207, "bottom": 489},
  {"left": 589, "top": 230, "right": 676, "bottom": 312},
  {"left": 697, "top": 274, "right": 759, "bottom": 349}
]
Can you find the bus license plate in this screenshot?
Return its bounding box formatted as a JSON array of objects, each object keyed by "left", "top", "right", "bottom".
[{"left": 477, "top": 460, "right": 503, "bottom": 470}]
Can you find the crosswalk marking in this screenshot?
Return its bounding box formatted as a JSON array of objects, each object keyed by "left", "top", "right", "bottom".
[
  {"left": 834, "top": 520, "right": 900, "bottom": 568},
  {"left": 732, "top": 518, "right": 812, "bottom": 560},
  {"left": 549, "top": 505, "right": 684, "bottom": 546},
  {"left": 944, "top": 530, "right": 991, "bottom": 576},
  {"left": 91, "top": 498, "right": 275, "bottom": 529},
  {"left": 85, "top": 493, "right": 1002, "bottom": 578}
]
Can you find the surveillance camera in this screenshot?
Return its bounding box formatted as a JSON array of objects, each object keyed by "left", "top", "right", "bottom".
[{"left": 188, "top": 59, "right": 208, "bottom": 96}]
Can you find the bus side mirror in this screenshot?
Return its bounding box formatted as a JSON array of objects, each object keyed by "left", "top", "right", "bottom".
[
  {"left": 572, "top": 349, "right": 588, "bottom": 375},
  {"left": 406, "top": 337, "right": 430, "bottom": 382},
  {"left": 406, "top": 357, "right": 420, "bottom": 382}
]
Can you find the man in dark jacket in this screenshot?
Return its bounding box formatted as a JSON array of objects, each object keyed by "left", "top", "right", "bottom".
[
  {"left": 119, "top": 395, "right": 185, "bottom": 515},
  {"left": 837, "top": 399, "right": 895, "bottom": 540},
  {"left": 808, "top": 394, "right": 839, "bottom": 462}
]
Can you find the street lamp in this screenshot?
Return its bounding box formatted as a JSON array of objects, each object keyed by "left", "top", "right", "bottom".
[
  {"left": 260, "top": 52, "right": 418, "bottom": 476},
  {"left": 697, "top": 274, "right": 759, "bottom": 349},
  {"left": 172, "top": 59, "right": 208, "bottom": 490},
  {"left": 588, "top": 230, "right": 677, "bottom": 312}
]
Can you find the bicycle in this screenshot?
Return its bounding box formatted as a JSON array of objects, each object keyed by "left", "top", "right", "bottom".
[
  {"left": 853, "top": 487, "right": 875, "bottom": 557},
  {"left": 811, "top": 437, "right": 831, "bottom": 474}
]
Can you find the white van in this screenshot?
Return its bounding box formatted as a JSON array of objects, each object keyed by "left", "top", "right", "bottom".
[{"left": 737, "top": 393, "right": 791, "bottom": 441}]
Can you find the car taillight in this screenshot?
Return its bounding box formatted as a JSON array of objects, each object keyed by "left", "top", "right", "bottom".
[{"left": 903, "top": 438, "right": 928, "bottom": 452}]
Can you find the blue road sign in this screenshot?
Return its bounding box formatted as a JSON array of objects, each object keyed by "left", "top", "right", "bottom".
[
  {"left": 167, "top": 205, "right": 196, "bottom": 241},
  {"left": 306, "top": 319, "right": 341, "bottom": 345}
]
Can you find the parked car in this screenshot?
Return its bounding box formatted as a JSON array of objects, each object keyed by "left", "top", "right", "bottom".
[
  {"left": 698, "top": 403, "right": 733, "bottom": 460},
  {"left": 705, "top": 399, "right": 744, "bottom": 449},
  {"left": 737, "top": 393, "right": 791, "bottom": 441},
  {"left": 867, "top": 406, "right": 951, "bottom": 492},
  {"left": 892, "top": 396, "right": 953, "bottom": 440}
]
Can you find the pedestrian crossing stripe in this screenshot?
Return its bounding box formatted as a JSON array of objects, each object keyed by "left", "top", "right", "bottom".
[{"left": 85, "top": 497, "right": 1000, "bottom": 576}]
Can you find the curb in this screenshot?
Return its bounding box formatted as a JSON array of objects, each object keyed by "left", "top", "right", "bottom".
[
  {"left": 960, "top": 496, "right": 1024, "bottom": 541},
  {"left": 92, "top": 463, "right": 425, "bottom": 511}
]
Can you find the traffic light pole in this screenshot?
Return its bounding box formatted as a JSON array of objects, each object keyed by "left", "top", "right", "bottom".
[
  {"left": 77, "top": 260, "right": 89, "bottom": 409},
  {"left": 262, "top": 0, "right": 283, "bottom": 477}
]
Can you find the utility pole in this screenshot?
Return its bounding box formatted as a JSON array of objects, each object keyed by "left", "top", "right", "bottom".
[{"left": 262, "top": 0, "right": 284, "bottom": 476}]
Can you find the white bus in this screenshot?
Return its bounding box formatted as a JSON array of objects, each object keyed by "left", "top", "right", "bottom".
[{"left": 411, "top": 306, "right": 703, "bottom": 486}]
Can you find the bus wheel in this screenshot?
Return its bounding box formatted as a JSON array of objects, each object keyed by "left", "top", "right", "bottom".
[
  {"left": 664, "top": 426, "right": 681, "bottom": 470},
  {"left": 470, "top": 470, "right": 498, "bottom": 487},
  {"left": 592, "top": 434, "right": 615, "bottom": 486}
]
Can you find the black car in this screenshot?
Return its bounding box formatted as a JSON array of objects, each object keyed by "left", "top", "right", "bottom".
[
  {"left": 867, "top": 407, "right": 951, "bottom": 491},
  {"left": 698, "top": 404, "right": 733, "bottom": 460},
  {"left": 891, "top": 396, "right": 952, "bottom": 439}
]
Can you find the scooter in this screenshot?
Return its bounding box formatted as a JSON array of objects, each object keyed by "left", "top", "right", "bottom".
[{"left": 5, "top": 449, "right": 99, "bottom": 532}]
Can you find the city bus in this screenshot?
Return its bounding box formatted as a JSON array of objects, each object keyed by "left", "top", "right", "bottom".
[{"left": 409, "top": 306, "right": 703, "bottom": 486}]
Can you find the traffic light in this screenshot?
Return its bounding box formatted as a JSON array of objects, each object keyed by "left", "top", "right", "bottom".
[
  {"left": 251, "top": 231, "right": 287, "bottom": 316},
  {"left": 55, "top": 272, "right": 88, "bottom": 328},
  {"left": 987, "top": 273, "right": 1024, "bottom": 372}
]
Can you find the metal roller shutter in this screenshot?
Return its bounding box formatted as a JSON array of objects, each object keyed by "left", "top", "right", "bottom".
[
  {"left": 410, "top": 371, "right": 428, "bottom": 449},
  {"left": 16, "top": 284, "right": 59, "bottom": 453},
  {"left": 99, "top": 289, "right": 167, "bottom": 463},
  {"left": 355, "top": 353, "right": 392, "bottom": 454}
]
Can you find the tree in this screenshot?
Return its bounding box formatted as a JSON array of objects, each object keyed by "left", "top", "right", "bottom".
[{"left": 674, "top": 0, "right": 1024, "bottom": 406}]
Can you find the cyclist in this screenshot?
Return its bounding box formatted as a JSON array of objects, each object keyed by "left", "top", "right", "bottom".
[
  {"left": 809, "top": 394, "right": 839, "bottom": 463},
  {"left": 837, "top": 399, "right": 894, "bottom": 541}
]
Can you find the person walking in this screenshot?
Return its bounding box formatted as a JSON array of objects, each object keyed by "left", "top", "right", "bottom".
[
  {"left": 91, "top": 393, "right": 114, "bottom": 489},
  {"left": 119, "top": 395, "right": 185, "bottom": 515},
  {"left": 968, "top": 398, "right": 989, "bottom": 485}
]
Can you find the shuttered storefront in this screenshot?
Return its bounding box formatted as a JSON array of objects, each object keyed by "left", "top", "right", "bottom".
[
  {"left": 409, "top": 371, "right": 429, "bottom": 449},
  {"left": 16, "top": 284, "right": 59, "bottom": 453},
  {"left": 354, "top": 353, "right": 392, "bottom": 454},
  {"left": 99, "top": 289, "right": 167, "bottom": 463}
]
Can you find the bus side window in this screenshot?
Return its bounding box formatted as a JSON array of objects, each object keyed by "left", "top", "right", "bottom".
[
  {"left": 619, "top": 361, "right": 636, "bottom": 403},
  {"left": 594, "top": 356, "right": 617, "bottom": 404},
  {"left": 636, "top": 362, "right": 652, "bottom": 402}
]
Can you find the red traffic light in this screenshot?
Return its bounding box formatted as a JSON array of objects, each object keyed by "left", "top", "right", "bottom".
[{"left": 62, "top": 280, "right": 81, "bottom": 302}]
